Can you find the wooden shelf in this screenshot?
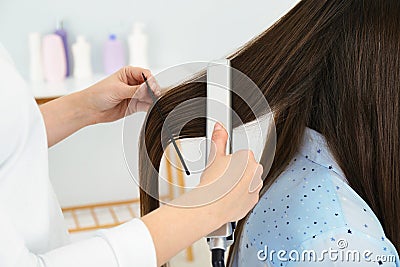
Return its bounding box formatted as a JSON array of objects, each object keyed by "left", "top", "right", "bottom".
[{"left": 30, "top": 74, "right": 105, "bottom": 104}]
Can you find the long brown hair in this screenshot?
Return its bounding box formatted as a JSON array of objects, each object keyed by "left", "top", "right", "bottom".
[{"left": 139, "top": 0, "right": 400, "bottom": 264}]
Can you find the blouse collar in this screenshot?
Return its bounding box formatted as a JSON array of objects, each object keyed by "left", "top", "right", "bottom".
[{"left": 298, "top": 127, "right": 347, "bottom": 183}]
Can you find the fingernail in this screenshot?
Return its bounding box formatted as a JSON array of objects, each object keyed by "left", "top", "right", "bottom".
[
  {"left": 249, "top": 179, "right": 263, "bottom": 193},
  {"left": 249, "top": 166, "right": 263, "bottom": 193},
  {"left": 214, "top": 123, "right": 222, "bottom": 130}
]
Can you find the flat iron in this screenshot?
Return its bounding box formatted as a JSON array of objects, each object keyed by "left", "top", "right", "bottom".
[{"left": 206, "top": 59, "right": 234, "bottom": 267}]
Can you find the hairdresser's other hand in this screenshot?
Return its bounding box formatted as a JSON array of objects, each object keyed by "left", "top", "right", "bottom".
[
  {"left": 82, "top": 66, "right": 161, "bottom": 124},
  {"left": 172, "top": 122, "right": 263, "bottom": 226},
  {"left": 142, "top": 123, "right": 262, "bottom": 266},
  {"left": 202, "top": 123, "right": 263, "bottom": 224}
]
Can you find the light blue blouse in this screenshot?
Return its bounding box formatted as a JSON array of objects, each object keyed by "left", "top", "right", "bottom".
[{"left": 234, "top": 128, "right": 399, "bottom": 266}]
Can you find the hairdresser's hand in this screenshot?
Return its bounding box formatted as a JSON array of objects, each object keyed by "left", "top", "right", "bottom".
[
  {"left": 172, "top": 122, "right": 263, "bottom": 225},
  {"left": 82, "top": 66, "right": 161, "bottom": 124},
  {"left": 202, "top": 123, "right": 263, "bottom": 223},
  {"left": 142, "top": 123, "right": 263, "bottom": 266},
  {"left": 40, "top": 66, "right": 160, "bottom": 147}
]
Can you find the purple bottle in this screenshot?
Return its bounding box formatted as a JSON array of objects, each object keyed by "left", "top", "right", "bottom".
[
  {"left": 103, "top": 34, "right": 125, "bottom": 75},
  {"left": 54, "top": 20, "right": 70, "bottom": 77}
]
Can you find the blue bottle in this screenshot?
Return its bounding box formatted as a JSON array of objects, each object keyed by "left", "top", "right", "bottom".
[{"left": 54, "top": 20, "right": 70, "bottom": 77}]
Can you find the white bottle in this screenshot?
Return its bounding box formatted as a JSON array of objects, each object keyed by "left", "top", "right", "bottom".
[
  {"left": 128, "top": 23, "right": 149, "bottom": 68},
  {"left": 28, "top": 32, "right": 44, "bottom": 82},
  {"left": 72, "top": 35, "right": 92, "bottom": 79}
]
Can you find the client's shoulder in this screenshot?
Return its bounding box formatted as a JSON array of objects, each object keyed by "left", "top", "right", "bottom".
[{"left": 241, "top": 154, "right": 388, "bottom": 253}]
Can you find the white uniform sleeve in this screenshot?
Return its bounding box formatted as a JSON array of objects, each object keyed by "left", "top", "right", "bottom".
[
  {"left": 286, "top": 229, "right": 399, "bottom": 266},
  {"left": 0, "top": 206, "right": 157, "bottom": 267}
]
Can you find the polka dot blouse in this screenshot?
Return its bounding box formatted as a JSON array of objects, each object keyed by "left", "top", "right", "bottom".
[{"left": 233, "top": 128, "right": 399, "bottom": 266}]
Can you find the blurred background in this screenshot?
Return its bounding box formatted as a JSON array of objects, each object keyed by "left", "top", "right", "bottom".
[
  {"left": 0, "top": 0, "right": 300, "bottom": 266},
  {"left": 1, "top": 0, "right": 299, "bottom": 78}
]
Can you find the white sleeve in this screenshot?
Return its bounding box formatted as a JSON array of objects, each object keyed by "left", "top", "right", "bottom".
[
  {"left": 0, "top": 209, "right": 157, "bottom": 267},
  {"left": 286, "top": 229, "right": 399, "bottom": 266}
]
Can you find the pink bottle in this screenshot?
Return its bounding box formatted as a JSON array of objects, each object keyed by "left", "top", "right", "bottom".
[
  {"left": 103, "top": 34, "right": 125, "bottom": 75},
  {"left": 42, "top": 34, "right": 67, "bottom": 82}
]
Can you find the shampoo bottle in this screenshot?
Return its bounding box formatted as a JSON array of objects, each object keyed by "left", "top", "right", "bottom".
[
  {"left": 54, "top": 20, "right": 70, "bottom": 77},
  {"left": 103, "top": 34, "right": 125, "bottom": 75},
  {"left": 42, "top": 34, "right": 67, "bottom": 82},
  {"left": 72, "top": 36, "right": 92, "bottom": 79},
  {"left": 128, "top": 23, "right": 148, "bottom": 68},
  {"left": 28, "top": 32, "right": 44, "bottom": 82}
]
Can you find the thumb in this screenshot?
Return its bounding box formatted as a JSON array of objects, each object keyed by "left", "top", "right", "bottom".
[
  {"left": 122, "top": 83, "right": 150, "bottom": 102},
  {"left": 209, "top": 122, "right": 228, "bottom": 160},
  {"left": 128, "top": 80, "right": 161, "bottom": 100},
  {"left": 119, "top": 84, "right": 141, "bottom": 98},
  {"left": 124, "top": 83, "right": 147, "bottom": 99}
]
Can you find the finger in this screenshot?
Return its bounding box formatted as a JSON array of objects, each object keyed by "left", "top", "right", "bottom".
[
  {"left": 121, "top": 83, "right": 153, "bottom": 102},
  {"left": 147, "top": 77, "right": 161, "bottom": 96},
  {"left": 126, "top": 99, "right": 138, "bottom": 115},
  {"left": 132, "top": 78, "right": 161, "bottom": 98},
  {"left": 119, "top": 84, "right": 145, "bottom": 99},
  {"left": 123, "top": 66, "right": 152, "bottom": 85},
  {"left": 127, "top": 99, "right": 151, "bottom": 114},
  {"left": 209, "top": 122, "right": 228, "bottom": 159},
  {"left": 147, "top": 78, "right": 162, "bottom": 96},
  {"left": 249, "top": 164, "right": 263, "bottom": 193},
  {"left": 136, "top": 102, "right": 151, "bottom": 112}
]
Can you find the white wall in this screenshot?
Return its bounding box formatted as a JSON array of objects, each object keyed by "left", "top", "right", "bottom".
[
  {"left": 0, "top": 0, "right": 300, "bottom": 206},
  {"left": 0, "top": 0, "right": 300, "bottom": 78}
]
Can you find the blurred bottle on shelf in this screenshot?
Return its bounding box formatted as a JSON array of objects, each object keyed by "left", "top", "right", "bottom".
[
  {"left": 28, "top": 32, "right": 44, "bottom": 82},
  {"left": 42, "top": 34, "right": 67, "bottom": 82},
  {"left": 72, "top": 36, "right": 93, "bottom": 79},
  {"left": 103, "top": 34, "right": 125, "bottom": 75},
  {"left": 128, "top": 23, "right": 148, "bottom": 68},
  {"left": 54, "top": 20, "right": 70, "bottom": 77}
]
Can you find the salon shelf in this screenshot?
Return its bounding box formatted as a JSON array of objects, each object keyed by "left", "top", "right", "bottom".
[{"left": 29, "top": 74, "right": 105, "bottom": 104}]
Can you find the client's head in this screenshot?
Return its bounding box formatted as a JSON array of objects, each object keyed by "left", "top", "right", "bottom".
[{"left": 139, "top": 1, "right": 400, "bottom": 262}]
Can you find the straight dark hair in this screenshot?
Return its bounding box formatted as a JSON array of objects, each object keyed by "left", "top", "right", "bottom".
[{"left": 139, "top": 0, "right": 400, "bottom": 265}]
